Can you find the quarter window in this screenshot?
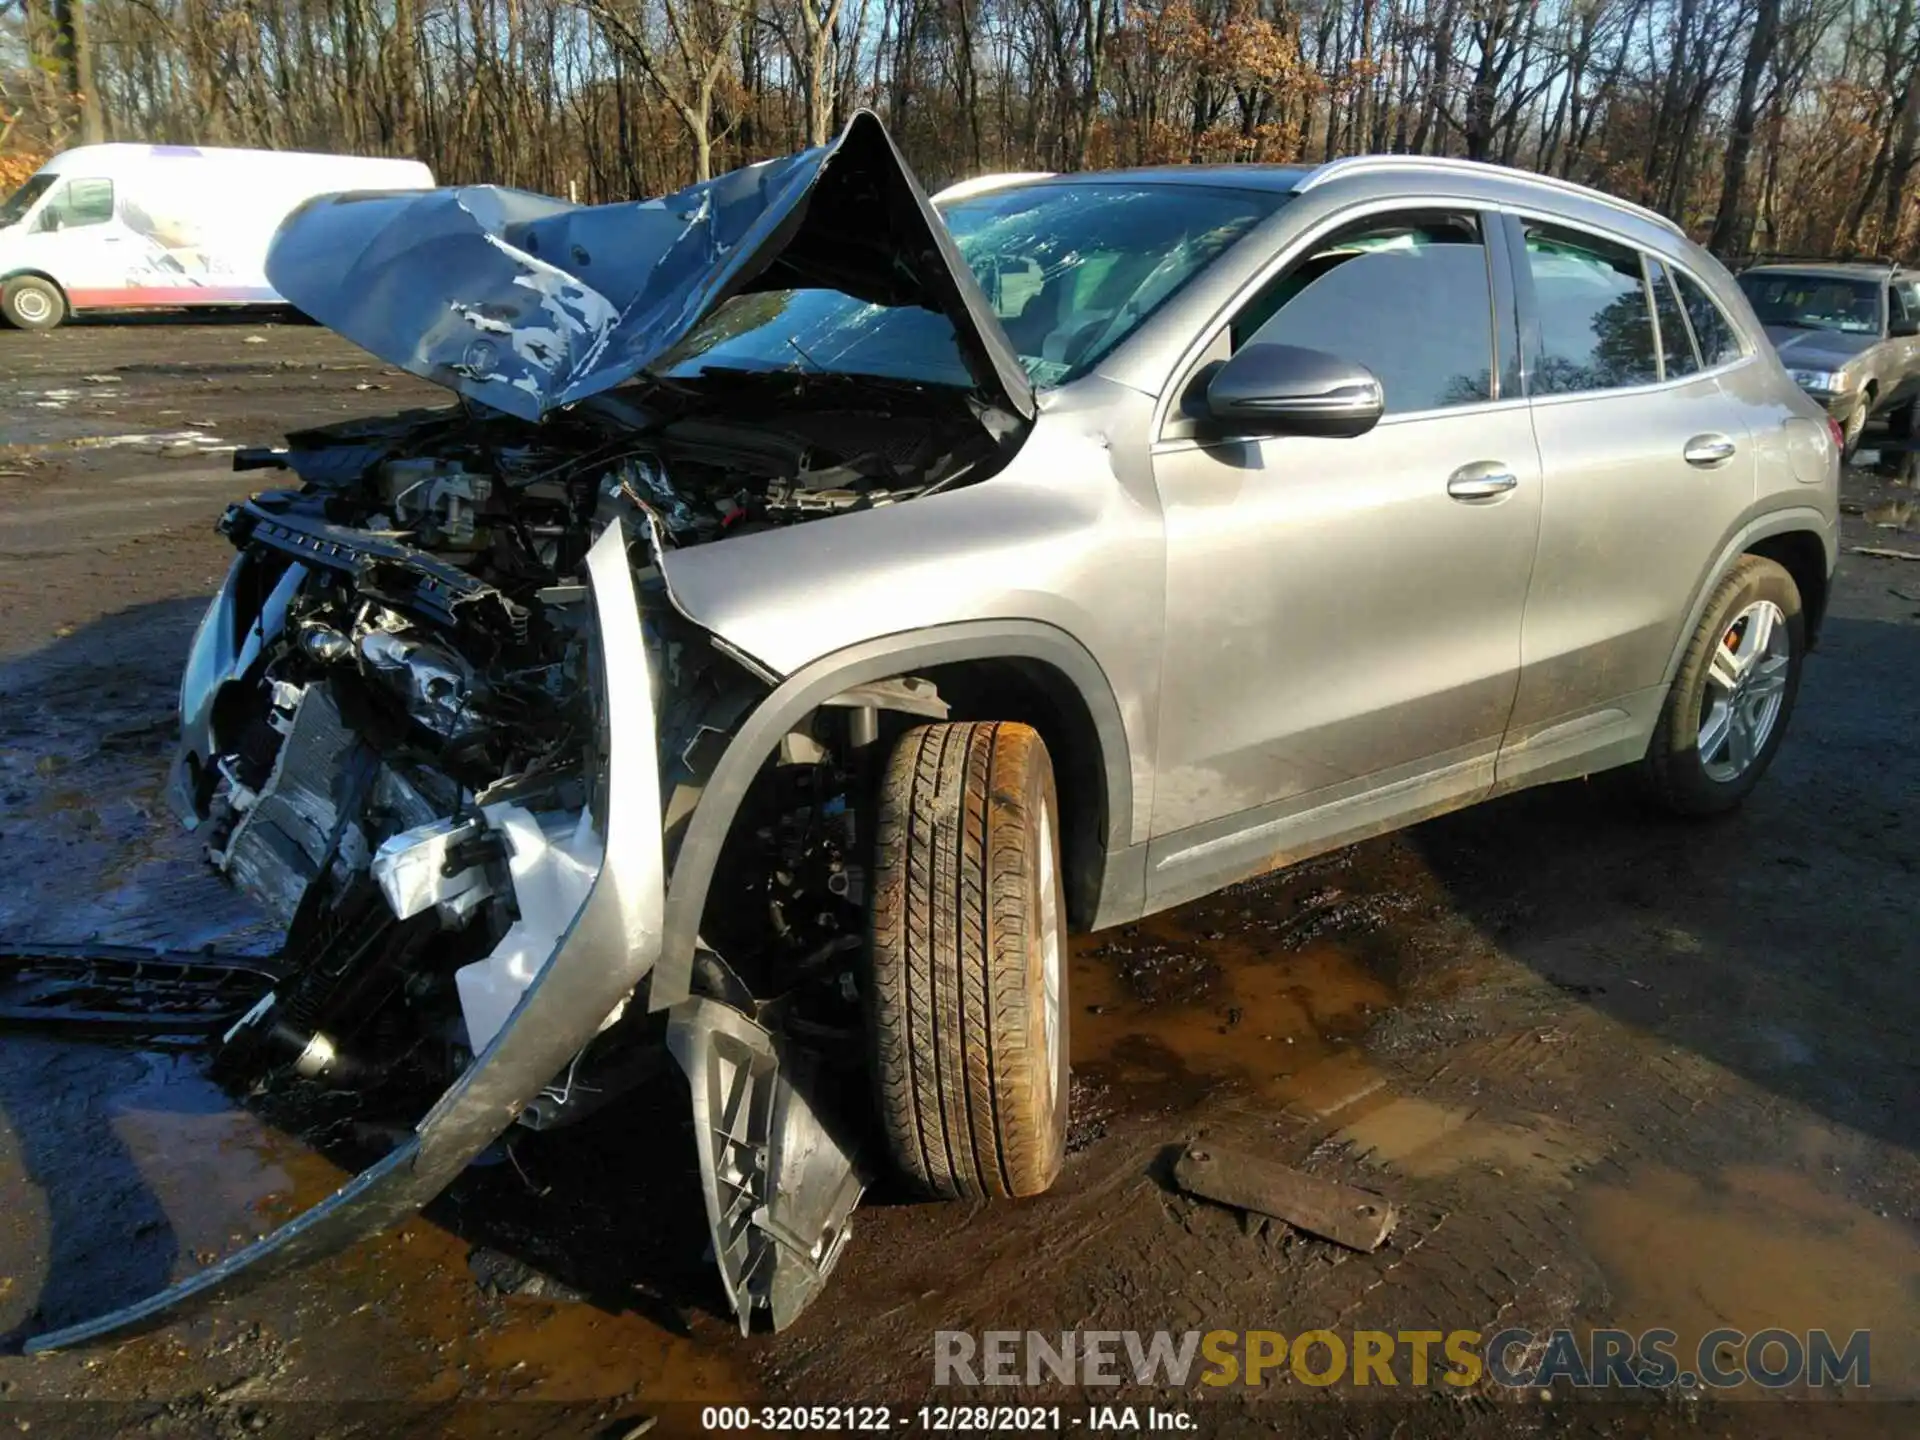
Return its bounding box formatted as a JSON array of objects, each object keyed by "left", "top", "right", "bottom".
[
  {"left": 1521, "top": 221, "right": 1659, "bottom": 394},
  {"left": 1648, "top": 258, "right": 1700, "bottom": 379},
  {"left": 1232, "top": 210, "right": 1497, "bottom": 415},
  {"left": 1676, "top": 271, "right": 1744, "bottom": 366}
]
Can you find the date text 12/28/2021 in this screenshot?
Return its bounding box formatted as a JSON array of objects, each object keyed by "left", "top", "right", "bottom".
[{"left": 700, "top": 1407, "right": 1197, "bottom": 1431}]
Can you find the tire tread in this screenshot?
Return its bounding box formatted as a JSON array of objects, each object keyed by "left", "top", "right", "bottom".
[{"left": 869, "top": 720, "right": 1064, "bottom": 1200}]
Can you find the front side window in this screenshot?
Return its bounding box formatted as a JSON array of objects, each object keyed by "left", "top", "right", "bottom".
[
  {"left": 1649, "top": 258, "right": 1700, "bottom": 379},
  {"left": 1232, "top": 210, "right": 1497, "bottom": 414},
  {"left": 1736, "top": 271, "right": 1882, "bottom": 336},
  {"left": 38, "top": 177, "right": 115, "bottom": 230},
  {"left": 1676, "top": 272, "right": 1743, "bottom": 366},
  {"left": 658, "top": 181, "right": 1286, "bottom": 391},
  {"left": 0, "top": 173, "right": 57, "bottom": 228},
  {"left": 1522, "top": 221, "right": 1659, "bottom": 395}
]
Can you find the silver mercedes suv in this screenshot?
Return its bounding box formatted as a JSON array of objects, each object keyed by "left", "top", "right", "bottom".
[{"left": 36, "top": 114, "right": 1838, "bottom": 1350}]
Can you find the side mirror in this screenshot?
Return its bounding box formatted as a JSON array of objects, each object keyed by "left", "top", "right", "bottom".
[
  {"left": 1204, "top": 343, "right": 1385, "bottom": 438},
  {"left": 1890, "top": 314, "right": 1918, "bottom": 338},
  {"left": 37, "top": 210, "right": 61, "bottom": 233}
]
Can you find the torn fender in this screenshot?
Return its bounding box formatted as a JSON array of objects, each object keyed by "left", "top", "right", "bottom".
[{"left": 24, "top": 520, "right": 664, "bottom": 1354}]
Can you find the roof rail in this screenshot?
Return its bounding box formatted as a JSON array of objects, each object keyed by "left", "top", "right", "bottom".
[
  {"left": 1296, "top": 154, "right": 1686, "bottom": 238},
  {"left": 1742, "top": 250, "right": 1898, "bottom": 271}
]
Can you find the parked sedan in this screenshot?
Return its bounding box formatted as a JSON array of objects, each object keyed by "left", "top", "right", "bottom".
[
  {"left": 1738, "top": 260, "right": 1920, "bottom": 459},
  {"left": 30, "top": 115, "right": 1839, "bottom": 1351}
]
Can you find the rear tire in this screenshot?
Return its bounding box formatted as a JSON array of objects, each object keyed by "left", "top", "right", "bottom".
[
  {"left": 1639, "top": 555, "right": 1803, "bottom": 816},
  {"left": 868, "top": 721, "right": 1068, "bottom": 1200},
  {"left": 1877, "top": 397, "right": 1915, "bottom": 479},
  {"left": 2, "top": 275, "right": 66, "bottom": 331},
  {"left": 1840, "top": 388, "right": 1873, "bottom": 462}
]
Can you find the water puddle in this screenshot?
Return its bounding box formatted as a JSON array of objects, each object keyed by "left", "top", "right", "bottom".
[
  {"left": 1069, "top": 846, "right": 1427, "bottom": 1111},
  {"left": 108, "top": 1051, "right": 295, "bottom": 1256},
  {"left": 1579, "top": 1161, "right": 1920, "bottom": 1394},
  {"left": 1336, "top": 1096, "right": 1599, "bottom": 1185}
]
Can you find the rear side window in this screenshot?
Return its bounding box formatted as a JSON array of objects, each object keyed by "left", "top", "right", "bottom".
[
  {"left": 1234, "top": 210, "right": 1497, "bottom": 414},
  {"left": 1648, "top": 258, "right": 1700, "bottom": 379},
  {"left": 1677, "top": 271, "right": 1744, "bottom": 366},
  {"left": 1521, "top": 221, "right": 1658, "bottom": 394}
]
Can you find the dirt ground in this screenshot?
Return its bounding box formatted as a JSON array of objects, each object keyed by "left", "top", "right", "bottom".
[{"left": 0, "top": 319, "right": 1916, "bottom": 1440}]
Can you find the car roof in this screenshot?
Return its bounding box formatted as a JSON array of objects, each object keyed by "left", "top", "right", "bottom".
[
  {"left": 965, "top": 155, "right": 1685, "bottom": 241},
  {"left": 1741, "top": 262, "right": 1904, "bottom": 282}
]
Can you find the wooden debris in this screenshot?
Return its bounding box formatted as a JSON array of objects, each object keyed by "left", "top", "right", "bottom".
[
  {"left": 1849, "top": 546, "right": 1920, "bottom": 562},
  {"left": 1173, "top": 1144, "right": 1397, "bottom": 1252}
]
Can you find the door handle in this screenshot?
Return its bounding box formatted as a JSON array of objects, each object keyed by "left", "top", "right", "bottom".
[
  {"left": 1684, "top": 434, "right": 1737, "bottom": 467},
  {"left": 1446, "top": 465, "right": 1519, "bottom": 501}
]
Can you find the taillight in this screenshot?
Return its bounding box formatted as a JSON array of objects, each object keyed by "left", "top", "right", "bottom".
[{"left": 1828, "top": 416, "right": 1845, "bottom": 452}]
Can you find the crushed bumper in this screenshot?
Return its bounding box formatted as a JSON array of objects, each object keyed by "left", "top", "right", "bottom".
[{"left": 25, "top": 522, "right": 665, "bottom": 1353}]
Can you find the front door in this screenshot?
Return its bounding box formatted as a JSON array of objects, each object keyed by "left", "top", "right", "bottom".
[
  {"left": 22, "top": 177, "right": 126, "bottom": 307},
  {"left": 1147, "top": 206, "right": 1543, "bottom": 907}
]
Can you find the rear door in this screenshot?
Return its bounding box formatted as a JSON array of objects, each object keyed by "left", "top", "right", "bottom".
[{"left": 1499, "top": 217, "right": 1758, "bottom": 788}]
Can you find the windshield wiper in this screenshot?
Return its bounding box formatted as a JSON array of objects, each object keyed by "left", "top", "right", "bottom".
[{"left": 785, "top": 335, "right": 823, "bottom": 373}]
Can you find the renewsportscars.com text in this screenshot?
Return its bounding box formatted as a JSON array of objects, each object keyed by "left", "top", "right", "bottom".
[{"left": 933, "top": 1327, "right": 1871, "bottom": 1390}]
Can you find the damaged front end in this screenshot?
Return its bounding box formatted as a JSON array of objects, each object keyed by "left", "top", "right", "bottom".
[{"left": 27, "top": 109, "right": 1025, "bottom": 1352}]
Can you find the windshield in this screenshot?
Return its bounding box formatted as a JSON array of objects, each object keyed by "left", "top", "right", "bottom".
[
  {"left": 655, "top": 181, "right": 1287, "bottom": 390},
  {"left": 0, "top": 173, "right": 56, "bottom": 229},
  {"left": 1738, "top": 271, "right": 1883, "bottom": 335}
]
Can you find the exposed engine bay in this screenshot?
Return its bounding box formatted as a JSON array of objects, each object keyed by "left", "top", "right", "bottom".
[
  {"left": 84, "top": 383, "right": 990, "bottom": 1343},
  {"left": 187, "top": 386, "right": 993, "bottom": 1093},
  {"left": 21, "top": 106, "right": 1038, "bottom": 1356}
]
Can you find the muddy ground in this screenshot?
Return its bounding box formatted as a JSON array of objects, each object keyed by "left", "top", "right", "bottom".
[{"left": 0, "top": 320, "right": 1916, "bottom": 1439}]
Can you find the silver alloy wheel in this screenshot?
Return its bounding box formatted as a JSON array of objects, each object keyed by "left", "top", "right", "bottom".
[
  {"left": 1699, "top": 599, "right": 1791, "bottom": 782},
  {"left": 1036, "top": 798, "right": 1062, "bottom": 1114},
  {"left": 10, "top": 285, "right": 51, "bottom": 324}
]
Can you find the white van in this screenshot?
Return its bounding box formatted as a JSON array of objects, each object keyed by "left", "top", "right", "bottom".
[{"left": 0, "top": 144, "right": 435, "bottom": 330}]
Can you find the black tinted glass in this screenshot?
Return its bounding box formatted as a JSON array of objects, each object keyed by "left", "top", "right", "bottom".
[
  {"left": 1523, "top": 222, "right": 1659, "bottom": 394},
  {"left": 0, "top": 173, "right": 56, "bottom": 227},
  {"left": 1678, "top": 272, "right": 1742, "bottom": 365},
  {"left": 1239, "top": 211, "right": 1495, "bottom": 414},
  {"left": 1649, "top": 259, "right": 1700, "bottom": 379},
  {"left": 1737, "top": 271, "right": 1881, "bottom": 335}
]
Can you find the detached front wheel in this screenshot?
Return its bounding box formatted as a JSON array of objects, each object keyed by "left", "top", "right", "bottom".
[{"left": 868, "top": 721, "right": 1068, "bottom": 1199}]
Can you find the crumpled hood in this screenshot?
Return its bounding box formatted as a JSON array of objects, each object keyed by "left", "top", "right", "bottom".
[
  {"left": 1764, "top": 327, "right": 1878, "bottom": 368},
  {"left": 267, "top": 111, "right": 1034, "bottom": 424}
]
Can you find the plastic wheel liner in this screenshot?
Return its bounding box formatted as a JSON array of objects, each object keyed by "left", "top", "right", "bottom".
[{"left": 24, "top": 521, "right": 664, "bottom": 1353}]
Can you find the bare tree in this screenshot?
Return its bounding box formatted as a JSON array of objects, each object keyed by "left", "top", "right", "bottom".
[
  {"left": 588, "top": 0, "right": 755, "bottom": 178},
  {"left": 1, "top": 0, "right": 1914, "bottom": 257}
]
